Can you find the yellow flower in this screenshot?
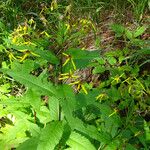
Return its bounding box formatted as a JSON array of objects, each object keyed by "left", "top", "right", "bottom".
[
  {"left": 109, "top": 108, "right": 118, "bottom": 117},
  {"left": 44, "top": 31, "right": 50, "bottom": 37},
  {"left": 81, "top": 47, "right": 86, "bottom": 50},
  {"left": 65, "top": 23, "right": 70, "bottom": 31},
  {"left": 134, "top": 131, "right": 142, "bottom": 137},
  {"left": 59, "top": 70, "right": 79, "bottom": 81},
  {"left": 69, "top": 80, "right": 88, "bottom": 94},
  {"left": 62, "top": 53, "right": 76, "bottom": 70},
  {"left": 22, "top": 42, "right": 37, "bottom": 46},
  {"left": 12, "top": 36, "right": 17, "bottom": 44},
  {"left": 80, "top": 19, "right": 96, "bottom": 32},
  {"left": 23, "top": 25, "right": 28, "bottom": 34},
  {"left": 18, "top": 50, "right": 39, "bottom": 62},
  {"left": 16, "top": 25, "right": 23, "bottom": 32},
  {"left": 51, "top": 0, "right": 58, "bottom": 11},
  {"left": 8, "top": 52, "right": 16, "bottom": 62},
  {"left": 96, "top": 93, "right": 107, "bottom": 101},
  {"left": 111, "top": 73, "right": 124, "bottom": 84},
  {"left": 28, "top": 18, "right": 35, "bottom": 25}
]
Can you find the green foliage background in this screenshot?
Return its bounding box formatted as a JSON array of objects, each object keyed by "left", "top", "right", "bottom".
[{"left": 0, "top": 0, "right": 150, "bottom": 149}]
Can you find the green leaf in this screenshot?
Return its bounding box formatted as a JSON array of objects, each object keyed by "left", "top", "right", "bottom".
[
  {"left": 37, "top": 121, "right": 63, "bottom": 150},
  {"left": 96, "top": 57, "right": 105, "bottom": 65},
  {"left": 0, "top": 118, "right": 34, "bottom": 149},
  {"left": 75, "top": 121, "right": 112, "bottom": 144},
  {"left": 134, "top": 26, "right": 146, "bottom": 38},
  {"left": 65, "top": 48, "right": 99, "bottom": 69},
  {"left": 121, "top": 129, "right": 132, "bottom": 139},
  {"left": 98, "top": 103, "right": 121, "bottom": 137},
  {"left": 48, "top": 96, "right": 59, "bottom": 121},
  {"left": 138, "top": 48, "right": 150, "bottom": 55},
  {"left": 17, "top": 121, "right": 63, "bottom": 150},
  {"left": 0, "top": 100, "right": 29, "bottom": 109},
  {"left": 125, "top": 29, "right": 133, "bottom": 40},
  {"left": 10, "top": 60, "right": 36, "bottom": 73},
  {"left": 67, "top": 131, "right": 96, "bottom": 150},
  {"left": 105, "top": 139, "right": 120, "bottom": 150},
  {"left": 125, "top": 144, "right": 137, "bottom": 150},
  {"left": 23, "top": 89, "right": 41, "bottom": 111},
  {"left": 35, "top": 48, "right": 59, "bottom": 64},
  {"left": 36, "top": 106, "right": 51, "bottom": 124},
  {"left": 107, "top": 87, "right": 121, "bottom": 101},
  {"left": 10, "top": 45, "right": 59, "bottom": 64},
  {"left": 111, "top": 24, "right": 125, "bottom": 37},
  {"left": 1, "top": 68, "right": 56, "bottom": 96},
  {"left": 93, "top": 66, "right": 106, "bottom": 74},
  {"left": 17, "top": 137, "right": 38, "bottom": 150},
  {"left": 104, "top": 50, "right": 123, "bottom": 57},
  {"left": 0, "top": 21, "right": 5, "bottom": 30},
  {"left": 144, "top": 121, "right": 150, "bottom": 142},
  {"left": 107, "top": 57, "right": 117, "bottom": 65},
  {"left": 0, "top": 83, "right": 10, "bottom": 93},
  {"left": 58, "top": 85, "right": 76, "bottom": 125},
  {"left": 0, "top": 44, "right": 6, "bottom": 52},
  {"left": 129, "top": 126, "right": 148, "bottom": 148},
  {"left": 58, "top": 85, "right": 112, "bottom": 144}
]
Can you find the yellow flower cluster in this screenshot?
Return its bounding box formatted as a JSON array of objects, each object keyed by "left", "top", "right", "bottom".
[
  {"left": 8, "top": 19, "right": 39, "bottom": 63},
  {"left": 59, "top": 53, "right": 88, "bottom": 94},
  {"left": 62, "top": 53, "right": 76, "bottom": 70}
]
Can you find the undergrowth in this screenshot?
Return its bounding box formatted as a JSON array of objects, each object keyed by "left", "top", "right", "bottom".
[{"left": 0, "top": 0, "right": 150, "bottom": 150}]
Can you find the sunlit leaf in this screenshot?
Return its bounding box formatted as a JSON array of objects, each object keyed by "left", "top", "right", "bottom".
[
  {"left": 37, "top": 121, "right": 63, "bottom": 150},
  {"left": 67, "top": 131, "right": 96, "bottom": 150}
]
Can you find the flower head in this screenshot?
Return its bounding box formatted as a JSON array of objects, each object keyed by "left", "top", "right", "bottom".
[
  {"left": 69, "top": 80, "right": 88, "bottom": 94},
  {"left": 62, "top": 53, "right": 76, "bottom": 70},
  {"left": 59, "top": 70, "right": 79, "bottom": 81}
]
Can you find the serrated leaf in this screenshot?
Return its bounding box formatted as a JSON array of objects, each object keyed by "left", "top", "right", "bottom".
[
  {"left": 1, "top": 68, "right": 56, "bottom": 96},
  {"left": 35, "top": 48, "right": 59, "bottom": 64},
  {"left": 37, "top": 121, "right": 63, "bottom": 150},
  {"left": 58, "top": 85, "right": 76, "bottom": 126},
  {"left": 65, "top": 48, "right": 99, "bottom": 69},
  {"left": 0, "top": 99, "right": 30, "bottom": 108},
  {"left": 67, "top": 131, "right": 96, "bottom": 150},
  {"left": 17, "top": 121, "right": 63, "bottom": 150},
  {"left": 58, "top": 85, "right": 112, "bottom": 144},
  {"left": 75, "top": 121, "right": 112, "bottom": 144},
  {"left": 48, "top": 96, "right": 59, "bottom": 121},
  {"left": 98, "top": 103, "right": 121, "bottom": 137},
  {"left": 36, "top": 106, "right": 51, "bottom": 124},
  {"left": 11, "top": 60, "right": 35, "bottom": 73},
  {"left": 23, "top": 89, "right": 41, "bottom": 110}
]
